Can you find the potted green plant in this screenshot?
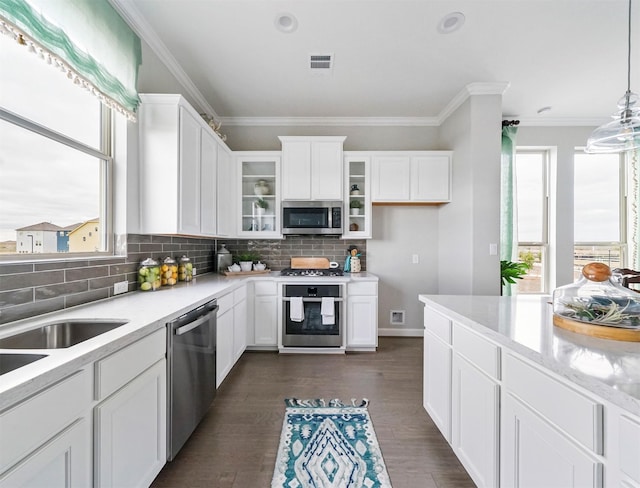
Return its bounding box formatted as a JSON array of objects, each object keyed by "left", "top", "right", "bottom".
[
  {"left": 236, "top": 252, "right": 259, "bottom": 271},
  {"left": 349, "top": 199, "right": 362, "bottom": 216},
  {"left": 500, "top": 260, "right": 531, "bottom": 294},
  {"left": 255, "top": 198, "right": 268, "bottom": 216}
]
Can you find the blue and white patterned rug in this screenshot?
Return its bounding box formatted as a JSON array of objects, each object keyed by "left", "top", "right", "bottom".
[{"left": 272, "top": 398, "right": 392, "bottom": 488}]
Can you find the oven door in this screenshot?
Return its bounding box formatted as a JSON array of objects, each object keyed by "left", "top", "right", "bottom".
[{"left": 282, "top": 286, "right": 343, "bottom": 347}]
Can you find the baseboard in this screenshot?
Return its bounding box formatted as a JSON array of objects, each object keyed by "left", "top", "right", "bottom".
[{"left": 378, "top": 328, "right": 424, "bottom": 337}]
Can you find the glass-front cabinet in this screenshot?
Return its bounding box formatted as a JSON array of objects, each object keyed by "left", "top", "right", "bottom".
[
  {"left": 236, "top": 152, "right": 281, "bottom": 238},
  {"left": 343, "top": 154, "right": 371, "bottom": 239}
]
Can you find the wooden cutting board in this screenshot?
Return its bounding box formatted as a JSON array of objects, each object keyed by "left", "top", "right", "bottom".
[{"left": 291, "top": 257, "right": 330, "bottom": 269}]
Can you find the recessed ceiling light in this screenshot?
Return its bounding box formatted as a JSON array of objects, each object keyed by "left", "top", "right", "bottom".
[
  {"left": 437, "top": 12, "right": 465, "bottom": 34},
  {"left": 275, "top": 13, "right": 298, "bottom": 33},
  {"left": 537, "top": 106, "right": 552, "bottom": 114}
]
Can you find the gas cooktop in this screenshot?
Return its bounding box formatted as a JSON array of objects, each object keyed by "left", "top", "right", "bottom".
[{"left": 279, "top": 268, "right": 344, "bottom": 277}]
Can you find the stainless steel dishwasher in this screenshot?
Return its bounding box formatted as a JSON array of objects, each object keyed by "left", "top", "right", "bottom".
[{"left": 167, "top": 299, "right": 218, "bottom": 461}]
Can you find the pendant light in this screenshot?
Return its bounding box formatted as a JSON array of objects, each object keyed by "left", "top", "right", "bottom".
[{"left": 586, "top": 0, "right": 640, "bottom": 154}]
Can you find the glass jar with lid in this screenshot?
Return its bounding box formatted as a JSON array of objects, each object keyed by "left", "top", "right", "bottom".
[
  {"left": 552, "top": 262, "right": 640, "bottom": 329},
  {"left": 138, "top": 257, "right": 161, "bottom": 291},
  {"left": 162, "top": 256, "right": 178, "bottom": 286},
  {"left": 177, "top": 255, "right": 193, "bottom": 282}
]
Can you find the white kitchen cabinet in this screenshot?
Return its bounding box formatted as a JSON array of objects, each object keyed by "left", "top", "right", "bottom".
[
  {"left": 236, "top": 152, "right": 281, "bottom": 238},
  {"left": 94, "top": 328, "right": 166, "bottom": 488},
  {"left": 0, "top": 418, "right": 91, "bottom": 488},
  {"left": 216, "top": 292, "right": 235, "bottom": 387},
  {"left": 250, "top": 280, "right": 278, "bottom": 347},
  {"left": 343, "top": 154, "right": 372, "bottom": 238},
  {"left": 372, "top": 151, "right": 452, "bottom": 203},
  {"left": 94, "top": 359, "right": 166, "bottom": 488},
  {"left": 216, "top": 144, "right": 235, "bottom": 237},
  {"left": 346, "top": 281, "right": 377, "bottom": 350},
  {"left": 452, "top": 353, "right": 500, "bottom": 488},
  {"left": 139, "top": 93, "right": 229, "bottom": 236},
  {"left": 423, "top": 307, "right": 452, "bottom": 442},
  {"left": 618, "top": 414, "right": 640, "bottom": 486},
  {"left": 502, "top": 393, "right": 603, "bottom": 488},
  {"left": 233, "top": 285, "right": 248, "bottom": 363},
  {"left": 280, "top": 136, "right": 346, "bottom": 201},
  {"left": 200, "top": 128, "right": 218, "bottom": 235}
]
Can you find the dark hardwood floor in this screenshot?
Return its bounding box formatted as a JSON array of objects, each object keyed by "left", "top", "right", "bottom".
[{"left": 151, "top": 337, "right": 475, "bottom": 488}]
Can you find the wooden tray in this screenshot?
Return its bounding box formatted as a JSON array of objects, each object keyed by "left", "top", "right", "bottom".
[
  {"left": 553, "top": 314, "right": 640, "bottom": 342},
  {"left": 224, "top": 269, "right": 271, "bottom": 277}
]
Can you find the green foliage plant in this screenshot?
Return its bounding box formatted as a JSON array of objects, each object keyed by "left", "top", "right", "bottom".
[{"left": 500, "top": 260, "right": 531, "bottom": 286}]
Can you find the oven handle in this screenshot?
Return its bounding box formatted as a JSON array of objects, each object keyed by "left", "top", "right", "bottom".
[{"left": 282, "top": 297, "right": 343, "bottom": 302}]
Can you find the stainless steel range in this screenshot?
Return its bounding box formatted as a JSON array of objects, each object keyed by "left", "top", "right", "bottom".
[{"left": 280, "top": 268, "right": 344, "bottom": 277}]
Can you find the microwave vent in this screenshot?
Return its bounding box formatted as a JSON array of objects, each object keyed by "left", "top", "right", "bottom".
[{"left": 310, "top": 54, "right": 333, "bottom": 71}]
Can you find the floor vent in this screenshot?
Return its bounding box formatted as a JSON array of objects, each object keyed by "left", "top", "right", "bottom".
[
  {"left": 390, "top": 310, "right": 405, "bottom": 326},
  {"left": 310, "top": 54, "right": 333, "bottom": 71}
]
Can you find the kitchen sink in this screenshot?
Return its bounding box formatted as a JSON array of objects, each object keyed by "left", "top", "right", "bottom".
[
  {"left": 0, "top": 353, "right": 48, "bottom": 375},
  {"left": 0, "top": 320, "right": 128, "bottom": 349}
]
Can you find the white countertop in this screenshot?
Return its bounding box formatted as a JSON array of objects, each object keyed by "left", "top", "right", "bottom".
[
  {"left": 418, "top": 294, "right": 640, "bottom": 416},
  {"left": 0, "top": 271, "right": 378, "bottom": 411}
]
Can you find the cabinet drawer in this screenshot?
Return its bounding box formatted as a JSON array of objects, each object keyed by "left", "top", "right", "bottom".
[
  {"left": 424, "top": 307, "right": 452, "bottom": 344},
  {"left": 504, "top": 353, "right": 603, "bottom": 454},
  {"left": 0, "top": 368, "right": 92, "bottom": 473},
  {"left": 96, "top": 328, "right": 166, "bottom": 401},
  {"left": 619, "top": 414, "right": 640, "bottom": 484},
  {"left": 234, "top": 285, "right": 247, "bottom": 304},
  {"left": 348, "top": 281, "right": 377, "bottom": 295},
  {"left": 453, "top": 323, "right": 500, "bottom": 380},
  {"left": 254, "top": 281, "right": 277, "bottom": 296},
  {"left": 217, "top": 292, "right": 234, "bottom": 315}
]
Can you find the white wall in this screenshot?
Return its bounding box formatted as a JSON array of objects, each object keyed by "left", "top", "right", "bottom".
[{"left": 368, "top": 205, "right": 440, "bottom": 334}]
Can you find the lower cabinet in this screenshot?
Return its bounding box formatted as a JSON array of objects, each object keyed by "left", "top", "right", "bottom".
[
  {"left": 452, "top": 354, "right": 500, "bottom": 488},
  {"left": 94, "top": 359, "right": 166, "bottom": 488},
  {"left": 217, "top": 285, "right": 248, "bottom": 387},
  {"left": 251, "top": 280, "right": 278, "bottom": 347},
  {"left": 423, "top": 330, "right": 452, "bottom": 442},
  {"left": 501, "top": 393, "right": 603, "bottom": 488},
  {"left": 0, "top": 418, "right": 91, "bottom": 488},
  {"left": 233, "top": 286, "right": 247, "bottom": 362},
  {"left": 346, "top": 281, "right": 378, "bottom": 350},
  {"left": 217, "top": 300, "right": 234, "bottom": 388}
]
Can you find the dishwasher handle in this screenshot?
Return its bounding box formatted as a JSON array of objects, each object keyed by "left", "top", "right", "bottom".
[
  {"left": 170, "top": 299, "right": 218, "bottom": 334},
  {"left": 174, "top": 313, "right": 212, "bottom": 336}
]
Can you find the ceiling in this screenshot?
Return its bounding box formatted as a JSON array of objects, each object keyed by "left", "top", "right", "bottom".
[{"left": 113, "top": 0, "right": 640, "bottom": 127}]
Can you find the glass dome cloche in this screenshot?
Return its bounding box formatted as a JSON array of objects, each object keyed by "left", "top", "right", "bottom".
[{"left": 553, "top": 262, "right": 640, "bottom": 329}]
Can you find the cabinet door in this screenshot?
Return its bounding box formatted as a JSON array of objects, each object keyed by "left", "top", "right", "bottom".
[
  {"left": 501, "top": 393, "right": 603, "bottom": 488},
  {"left": 311, "top": 141, "right": 343, "bottom": 200},
  {"left": 411, "top": 155, "right": 451, "bottom": 202},
  {"left": 216, "top": 145, "right": 234, "bottom": 237},
  {"left": 200, "top": 129, "right": 218, "bottom": 235},
  {"left": 344, "top": 156, "right": 371, "bottom": 239},
  {"left": 233, "top": 298, "right": 247, "bottom": 362},
  {"left": 94, "top": 359, "right": 166, "bottom": 488},
  {"left": 178, "top": 107, "right": 202, "bottom": 234},
  {"left": 347, "top": 295, "right": 377, "bottom": 348},
  {"left": 0, "top": 418, "right": 91, "bottom": 488},
  {"left": 372, "top": 156, "right": 411, "bottom": 201},
  {"left": 452, "top": 354, "right": 500, "bottom": 488},
  {"left": 216, "top": 309, "right": 234, "bottom": 387},
  {"left": 423, "top": 330, "right": 452, "bottom": 442},
  {"left": 253, "top": 295, "right": 278, "bottom": 346},
  {"left": 282, "top": 141, "right": 312, "bottom": 200}
]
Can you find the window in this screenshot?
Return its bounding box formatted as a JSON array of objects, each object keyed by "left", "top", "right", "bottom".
[
  {"left": 573, "top": 152, "right": 625, "bottom": 279},
  {"left": 515, "top": 150, "right": 549, "bottom": 293},
  {"left": 0, "top": 35, "right": 112, "bottom": 260}
]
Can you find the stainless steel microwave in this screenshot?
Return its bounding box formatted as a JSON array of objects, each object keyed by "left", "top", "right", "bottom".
[{"left": 282, "top": 201, "right": 343, "bottom": 235}]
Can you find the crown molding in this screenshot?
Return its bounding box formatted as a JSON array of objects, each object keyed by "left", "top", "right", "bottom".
[
  {"left": 219, "top": 116, "right": 440, "bottom": 127},
  {"left": 109, "top": 0, "right": 219, "bottom": 121},
  {"left": 436, "top": 82, "right": 510, "bottom": 124}
]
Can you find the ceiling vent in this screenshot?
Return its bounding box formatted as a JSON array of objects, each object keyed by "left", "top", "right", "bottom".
[{"left": 309, "top": 54, "right": 333, "bottom": 71}]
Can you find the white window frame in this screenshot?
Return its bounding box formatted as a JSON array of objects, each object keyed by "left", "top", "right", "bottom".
[
  {"left": 515, "top": 148, "right": 550, "bottom": 294},
  {"left": 0, "top": 106, "right": 114, "bottom": 262}
]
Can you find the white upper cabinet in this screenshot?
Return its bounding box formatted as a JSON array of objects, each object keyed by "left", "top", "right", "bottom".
[
  {"left": 280, "top": 136, "right": 346, "bottom": 201},
  {"left": 138, "top": 94, "right": 230, "bottom": 236},
  {"left": 343, "top": 154, "right": 372, "bottom": 239},
  {"left": 372, "top": 151, "right": 452, "bottom": 203},
  {"left": 216, "top": 144, "right": 235, "bottom": 237}
]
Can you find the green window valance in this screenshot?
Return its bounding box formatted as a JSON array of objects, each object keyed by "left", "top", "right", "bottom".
[{"left": 0, "top": 0, "right": 141, "bottom": 119}]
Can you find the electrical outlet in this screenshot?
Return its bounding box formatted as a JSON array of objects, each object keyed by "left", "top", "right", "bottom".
[
  {"left": 192, "top": 267, "right": 197, "bottom": 277},
  {"left": 412, "top": 254, "right": 419, "bottom": 264},
  {"left": 113, "top": 281, "right": 128, "bottom": 295}
]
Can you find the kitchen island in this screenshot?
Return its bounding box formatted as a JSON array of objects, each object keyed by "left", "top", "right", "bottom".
[{"left": 419, "top": 294, "right": 640, "bottom": 488}]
